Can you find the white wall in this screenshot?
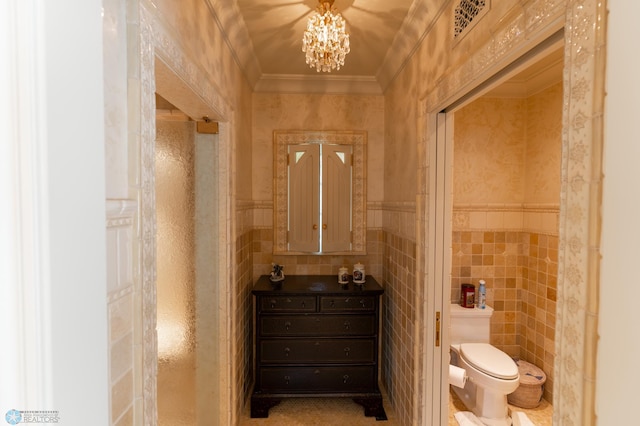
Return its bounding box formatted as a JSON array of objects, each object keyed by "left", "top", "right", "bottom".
[
  {"left": 1, "top": 0, "right": 108, "bottom": 425},
  {"left": 597, "top": 0, "right": 640, "bottom": 422}
]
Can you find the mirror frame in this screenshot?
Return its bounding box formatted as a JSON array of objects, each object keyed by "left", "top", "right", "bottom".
[{"left": 273, "top": 130, "right": 367, "bottom": 255}]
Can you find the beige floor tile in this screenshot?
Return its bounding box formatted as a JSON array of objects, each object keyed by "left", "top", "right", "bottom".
[
  {"left": 239, "top": 395, "right": 399, "bottom": 426},
  {"left": 448, "top": 388, "right": 553, "bottom": 426}
]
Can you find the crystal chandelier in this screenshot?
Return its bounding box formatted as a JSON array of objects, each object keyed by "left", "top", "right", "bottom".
[{"left": 302, "top": 0, "right": 350, "bottom": 72}]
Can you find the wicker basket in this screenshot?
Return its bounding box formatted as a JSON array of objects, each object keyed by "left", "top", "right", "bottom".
[{"left": 507, "top": 359, "right": 546, "bottom": 408}]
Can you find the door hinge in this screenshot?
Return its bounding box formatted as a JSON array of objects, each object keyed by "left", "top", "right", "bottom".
[{"left": 435, "top": 311, "right": 441, "bottom": 347}]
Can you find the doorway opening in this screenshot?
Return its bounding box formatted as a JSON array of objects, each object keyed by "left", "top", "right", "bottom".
[
  {"left": 445, "top": 45, "right": 563, "bottom": 424},
  {"left": 155, "top": 95, "right": 223, "bottom": 425},
  {"left": 137, "top": 13, "right": 235, "bottom": 421},
  {"left": 423, "top": 29, "right": 566, "bottom": 426}
]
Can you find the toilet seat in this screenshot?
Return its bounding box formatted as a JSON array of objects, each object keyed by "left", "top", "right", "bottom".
[{"left": 459, "top": 343, "right": 518, "bottom": 380}]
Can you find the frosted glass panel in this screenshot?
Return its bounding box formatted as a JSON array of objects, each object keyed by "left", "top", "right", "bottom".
[{"left": 156, "top": 120, "right": 196, "bottom": 426}]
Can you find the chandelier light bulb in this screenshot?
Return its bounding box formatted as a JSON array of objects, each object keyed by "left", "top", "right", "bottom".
[{"left": 302, "top": 0, "right": 350, "bottom": 72}]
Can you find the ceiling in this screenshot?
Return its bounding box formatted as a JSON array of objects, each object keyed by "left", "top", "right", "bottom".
[
  {"left": 226, "top": 0, "right": 422, "bottom": 93},
  {"left": 236, "top": 0, "right": 415, "bottom": 77},
  {"left": 230, "top": 0, "right": 562, "bottom": 96}
]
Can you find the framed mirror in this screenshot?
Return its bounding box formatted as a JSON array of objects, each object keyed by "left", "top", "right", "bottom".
[{"left": 273, "top": 130, "right": 367, "bottom": 255}]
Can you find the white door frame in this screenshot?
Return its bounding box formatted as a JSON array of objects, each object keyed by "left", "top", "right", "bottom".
[{"left": 424, "top": 112, "right": 454, "bottom": 425}]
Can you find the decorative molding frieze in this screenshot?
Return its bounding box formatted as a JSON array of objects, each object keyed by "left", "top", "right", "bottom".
[
  {"left": 254, "top": 74, "right": 382, "bottom": 95},
  {"left": 250, "top": 200, "right": 274, "bottom": 209},
  {"left": 426, "top": 0, "right": 565, "bottom": 111},
  {"left": 379, "top": 200, "right": 417, "bottom": 213},
  {"left": 139, "top": 6, "right": 158, "bottom": 426},
  {"left": 236, "top": 199, "right": 254, "bottom": 211},
  {"left": 453, "top": 203, "right": 560, "bottom": 213},
  {"left": 555, "top": 1, "right": 606, "bottom": 424},
  {"left": 142, "top": 0, "right": 229, "bottom": 120}
]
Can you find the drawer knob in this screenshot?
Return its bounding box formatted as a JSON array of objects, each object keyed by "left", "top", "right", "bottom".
[
  {"left": 360, "top": 299, "right": 366, "bottom": 307},
  {"left": 343, "top": 321, "right": 350, "bottom": 330},
  {"left": 344, "top": 347, "right": 350, "bottom": 357},
  {"left": 314, "top": 369, "right": 320, "bottom": 375},
  {"left": 284, "top": 321, "right": 291, "bottom": 331},
  {"left": 330, "top": 300, "right": 335, "bottom": 308},
  {"left": 301, "top": 301, "right": 306, "bottom": 308},
  {"left": 284, "top": 375, "right": 290, "bottom": 385},
  {"left": 270, "top": 299, "right": 277, "bottom": 308},
  {"left": 343, "top": 375, "right": 350, "bottom": 384},
  {"left": 284, "top": 347, "right": 290, "bottom": 357}
]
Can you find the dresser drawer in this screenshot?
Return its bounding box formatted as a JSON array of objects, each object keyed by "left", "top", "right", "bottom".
[
  {"left": 258, "top": 366, "right": 377, "bottom": 393},
  {"left": 259, "top": 314, "right": 376, "bottom": 336},
  {"left": 259, "top": 296, "right": 316, "bottom": 312},
  {"left": 320, "top": 296, "right": 376, "bottom": 311},
  {"left": 260, "top": 338, "right": 375, "bottom": 364}
]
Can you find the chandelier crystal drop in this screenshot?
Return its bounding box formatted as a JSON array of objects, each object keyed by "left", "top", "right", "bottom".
[{"left": 302, "top": 0, "right": 350, "bottom": 72}]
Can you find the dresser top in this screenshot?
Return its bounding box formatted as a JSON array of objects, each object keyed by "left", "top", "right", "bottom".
[{"left": 253, "top": 275, "right": 383, "bottom": 296}]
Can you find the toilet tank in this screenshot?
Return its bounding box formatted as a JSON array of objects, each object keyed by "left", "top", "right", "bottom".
[{"left": 449, "top": 303, "right": 494, "bottom": 345}]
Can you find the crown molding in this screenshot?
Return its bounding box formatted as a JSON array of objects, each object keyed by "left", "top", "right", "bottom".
[{"left": 254, "top": 73, "right": 383, "bottom": 95}]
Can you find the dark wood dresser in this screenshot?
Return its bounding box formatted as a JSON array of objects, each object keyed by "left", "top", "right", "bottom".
[{"left": 250, "top": 275, "right": 386, "bottom": 419}]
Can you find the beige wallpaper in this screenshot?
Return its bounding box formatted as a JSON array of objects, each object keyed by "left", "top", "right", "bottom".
[
  {"left": 525, "top": 83, "right": 563, "bottom": 205},
  {"left": 454, "top": 97, "right": 527, "bottom": 204},
  {"left": 384, "top": 64, "right": 418, "bottom": 203},
  {"left": 454, "top": 84, "right": 562, "bottom": 206}
]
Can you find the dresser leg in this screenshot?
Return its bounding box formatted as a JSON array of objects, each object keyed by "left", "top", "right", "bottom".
[
  {"left": 353, "top": 397, "right": 387, "bottom": 420},
  {"left": 250, "top": 397, "right": 281, "bottom": 418}
]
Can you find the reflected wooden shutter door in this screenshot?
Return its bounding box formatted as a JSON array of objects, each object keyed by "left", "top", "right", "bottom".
[
  {"left": 288, "top": 144, "right": 319, "bottom": 252},
  {"left": 322, "top": 144, "right": 352, "bottom": 252}
]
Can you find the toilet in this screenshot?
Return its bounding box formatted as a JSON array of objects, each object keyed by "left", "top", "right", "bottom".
[{"left": 449, "top": 304, "right": 519, "bottom": 426}]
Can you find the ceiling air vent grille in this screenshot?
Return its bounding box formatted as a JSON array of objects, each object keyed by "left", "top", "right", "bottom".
[{"left": 454, "top": 0, "right": 489, "bottom": 38}]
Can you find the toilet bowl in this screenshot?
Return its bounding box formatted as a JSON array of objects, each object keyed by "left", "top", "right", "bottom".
[{"left": 449, "top": 304, "right": 519, "bottom": 426}]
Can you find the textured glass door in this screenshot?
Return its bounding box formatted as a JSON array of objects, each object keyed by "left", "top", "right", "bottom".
[{"left": 156, "top": 119, "right": 197, "bottom": 426}]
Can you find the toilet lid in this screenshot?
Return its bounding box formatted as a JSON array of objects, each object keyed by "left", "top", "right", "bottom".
[{"left": 460, "top": 343, "right": 519, "bottom": 380}]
